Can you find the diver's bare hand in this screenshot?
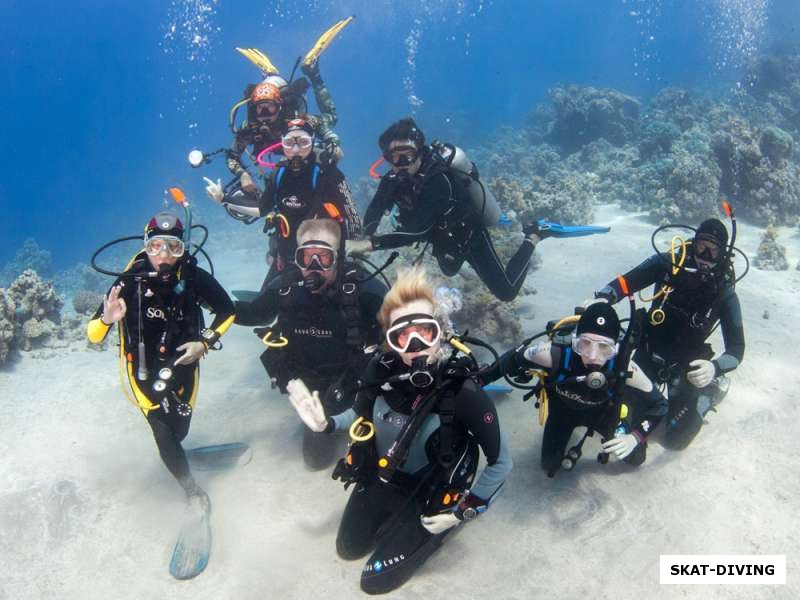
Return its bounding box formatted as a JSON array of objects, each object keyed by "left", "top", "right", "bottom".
[{"left": 101, "top": 285, "right": 127, "bottom": 325}]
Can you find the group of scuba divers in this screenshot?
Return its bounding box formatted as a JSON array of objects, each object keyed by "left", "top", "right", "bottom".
[{"left": 86, "top": 19, "right": 747, "bottom": 594}]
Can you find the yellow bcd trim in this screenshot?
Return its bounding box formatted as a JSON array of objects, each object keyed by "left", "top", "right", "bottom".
[{"left": 448, "top": 337, "right": 471, "bottom": 355}]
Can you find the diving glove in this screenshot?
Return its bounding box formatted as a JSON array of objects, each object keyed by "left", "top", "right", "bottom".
[
  {"left": 287, "top": 379, "right": 328, "bottom": 432},
  {"left": 239, "top": 171, "right": 257, "bottom": 194},
  {"left": 203, "top": 177, "right": 224, "bottom": 204},
  {"left": 601, "top": 432, "right": 639, "bottom": 460},
  {"left": 687, "top": 359, "right": 715, "bottom": 388},
  {"left": 420, "top": 512, "right": 460, "bottom": 535}
]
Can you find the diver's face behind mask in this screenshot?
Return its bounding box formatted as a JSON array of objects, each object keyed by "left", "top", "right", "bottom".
[
  {"left": 692, "top": 236, "right": 722, "bottom": 275},
  {"left": 295, "top": 243, "right": 338, "bottom": 292},
  {"left": 386, "top": 140, "right": 422, "bottom": 175},
  {"left": 573, "top": 333, "right": 617, "bottom": 368},
  {"left": 387, "top": 299, "right": 442, "bottom": 367},
  {"left": 145, "top": 237, "right": 181, "bottom": 276},
  {"left": 255, "top": 100, "right": 281, "bottom": 122},
  {"left": 283, "top": 132, "right": 314, "bottom": 170}
]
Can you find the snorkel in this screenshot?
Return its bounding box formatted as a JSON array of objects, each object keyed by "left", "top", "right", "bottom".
[
  {"left": 719, "top": 199, "right": 738, "bottom": 268},
  {"left": 256, "top": 142, "right": 283, "bottom": 170},
  {"left": 168, "top": 187, "right": 192, "bottom": 249}
]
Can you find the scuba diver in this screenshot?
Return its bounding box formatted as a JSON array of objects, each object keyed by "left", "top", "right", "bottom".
[
  {"left": 590, "top": 213, "right": 746, "bottom": 450},
  {"left": 87, "top": 205, "right": 235, "bottom": 511},
  {"left": 236, "top": 218, "right": 387, "bottom": 469},
  {"left": 288, "top": 267, "right": 512, "bottom": 594},
  {"left": 483, "top": 302, "right": 667, "bottom": 477},
  {"left": 349, "top": 118, "right": 609, "bottom": 302},
  {"left": 225, "top": 17, "right": 354, "bottom": 193},
  {"left": 206, "top": 118, "right": 362, "bottom": 312}
]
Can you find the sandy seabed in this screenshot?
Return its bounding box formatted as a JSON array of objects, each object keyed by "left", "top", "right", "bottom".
[{"left": 1, "top": 205, "right": 798, "bottom": 599}]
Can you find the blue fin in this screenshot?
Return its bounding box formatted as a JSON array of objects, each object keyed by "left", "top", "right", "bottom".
[
  {"left": 537, "top": 219, "right": 611, "bottom": 238},
  {"left": 483, "top": 383, "right": 513, "bottom": 394},
  {"left": 169, "top": 511, "right": 211, "bottom": 579},
  {"left": 187, "top": 442, "right": 252, "bottom": 471}
]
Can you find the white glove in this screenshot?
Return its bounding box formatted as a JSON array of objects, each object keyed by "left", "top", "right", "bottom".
[
  {"left": 203, "top": 177, "right": 224, "bottom": 204},
  {"left": 687, "top": 359, "right": 715, "bottom": 388},
  {"left": 239, "top": 171, "right": 257, "bottom": 194},
  {"left": 601, "top": 432, "right": 639, "bottom": 460},
  {"left": 174, "top": 341, "right": 207, "bottom": 366},
  {"left": 287, "top": 379, "right": 328, "bottom": 432},
  {"left": 420, "top": 512, "right": 461, "bottom": 535},
  {"left": 345, "top": 239, "right": 373, "bottom": 256}
]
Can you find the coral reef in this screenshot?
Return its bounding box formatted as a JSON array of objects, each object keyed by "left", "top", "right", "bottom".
[
  {"left": 472, "top": 53, "right": 800, "bottom": 227},
  {"left": 753, "top": 226, "right": 789, "bottom": 271},
  {"left": 711, "top": 116, "right": 800, "bottom": 225},
  {"left": 54, "top": 263, "right": 109, "bottom": 297},
  {"left": 72, "top": 290, "right": 104, "bottom": 315},
  {"left": 1, "top": 239, "right": 53, "bottom": 285},
  {"left": 0, "top": 288, "right": 14, "bottom": 364},
  {"left": 545, "top": 85, "right": 640, "bottom": 154},
  {"left": 7, "top": 270, "right": 64, "bottom": 352}
]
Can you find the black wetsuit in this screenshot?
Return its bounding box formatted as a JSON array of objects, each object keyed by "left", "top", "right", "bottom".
[
  {"left": 362, "top": 148, "right": 534, "bottom": 301},
  {"left": 538, "top": 345, "right": 665, "bottom": 474},
  {"left": 223, "top": 156, "right": 363, "bottom": 326},
  {"left": 329, "top": 352, "right": 512, "bottom": 594},
  {"left": 485, "top": 341, "right": 666, "bottom": 475},
  {"left": 258, "top": 157, "right": 362, "bottom": 267},
  {"left": 597, "top": 254, "right": 745, "bottom": 449},
  {"left": 239, "top": 265, "right": 386, "bottom": 469},
  {"left": 227, "top": 72, "right": 340, "bottom": 177},
  {"left": 87, "top": 255, "right": 235, "bottom": 493}
]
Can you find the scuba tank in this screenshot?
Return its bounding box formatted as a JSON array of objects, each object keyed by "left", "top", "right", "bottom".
[{"left": 433, "top": 142, "right": 500, "bottom": 227}]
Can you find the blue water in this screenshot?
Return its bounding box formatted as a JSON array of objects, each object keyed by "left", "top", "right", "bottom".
[{"left": 1, "top": 0, "right": 797, "bottom": 270}]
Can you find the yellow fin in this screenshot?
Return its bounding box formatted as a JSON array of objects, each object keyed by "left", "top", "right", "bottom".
[
  {"left": 236, "top": 47, "right": 279, "bottom": 75},
  {"left": 302, "top": 16, "right": 355, "bottom": 66}
]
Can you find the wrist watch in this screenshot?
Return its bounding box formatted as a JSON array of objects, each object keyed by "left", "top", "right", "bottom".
[{"left": 200, "top": 328, "right": 219, "bottom": 347}]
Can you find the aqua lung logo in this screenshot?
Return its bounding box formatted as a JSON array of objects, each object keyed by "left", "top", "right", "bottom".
[
  {"left": 364, "top": 555, "right": 406, "bottom": 573},
  {"left": 293, "top": 326, "right": 333, "bottom": 338}
]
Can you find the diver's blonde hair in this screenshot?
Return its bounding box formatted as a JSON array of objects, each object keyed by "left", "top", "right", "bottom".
[
  {"left": 377, "top": 267, "right": 436, "bottom": 330},
  {"left": 296, "top": 218, "right": 341, "bottom": 248}
]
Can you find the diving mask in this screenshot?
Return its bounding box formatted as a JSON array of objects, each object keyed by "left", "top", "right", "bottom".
[
  {"left": 693, "top": 236, "right": 722, "bottom": 264},
  {"left": 144, "top": 235, "right": 185, "bottom": 258},
  {"left": 294, "top": 243, "right": 337, "bottom": 271},
  {"left": 256, "top": 101, "right": 281, "bottom": 119},
  {"left": 282, "top": 133, "right": 314, "bottom": 150},
  {"left": 386, "top": 314, "right": 441, "bottom": 354},
  {"left": 384, "top": 144, "right": 419, "bottom": 168},
  {"left": 571, "top": 333, "right": 617, "bottom": 363}
]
